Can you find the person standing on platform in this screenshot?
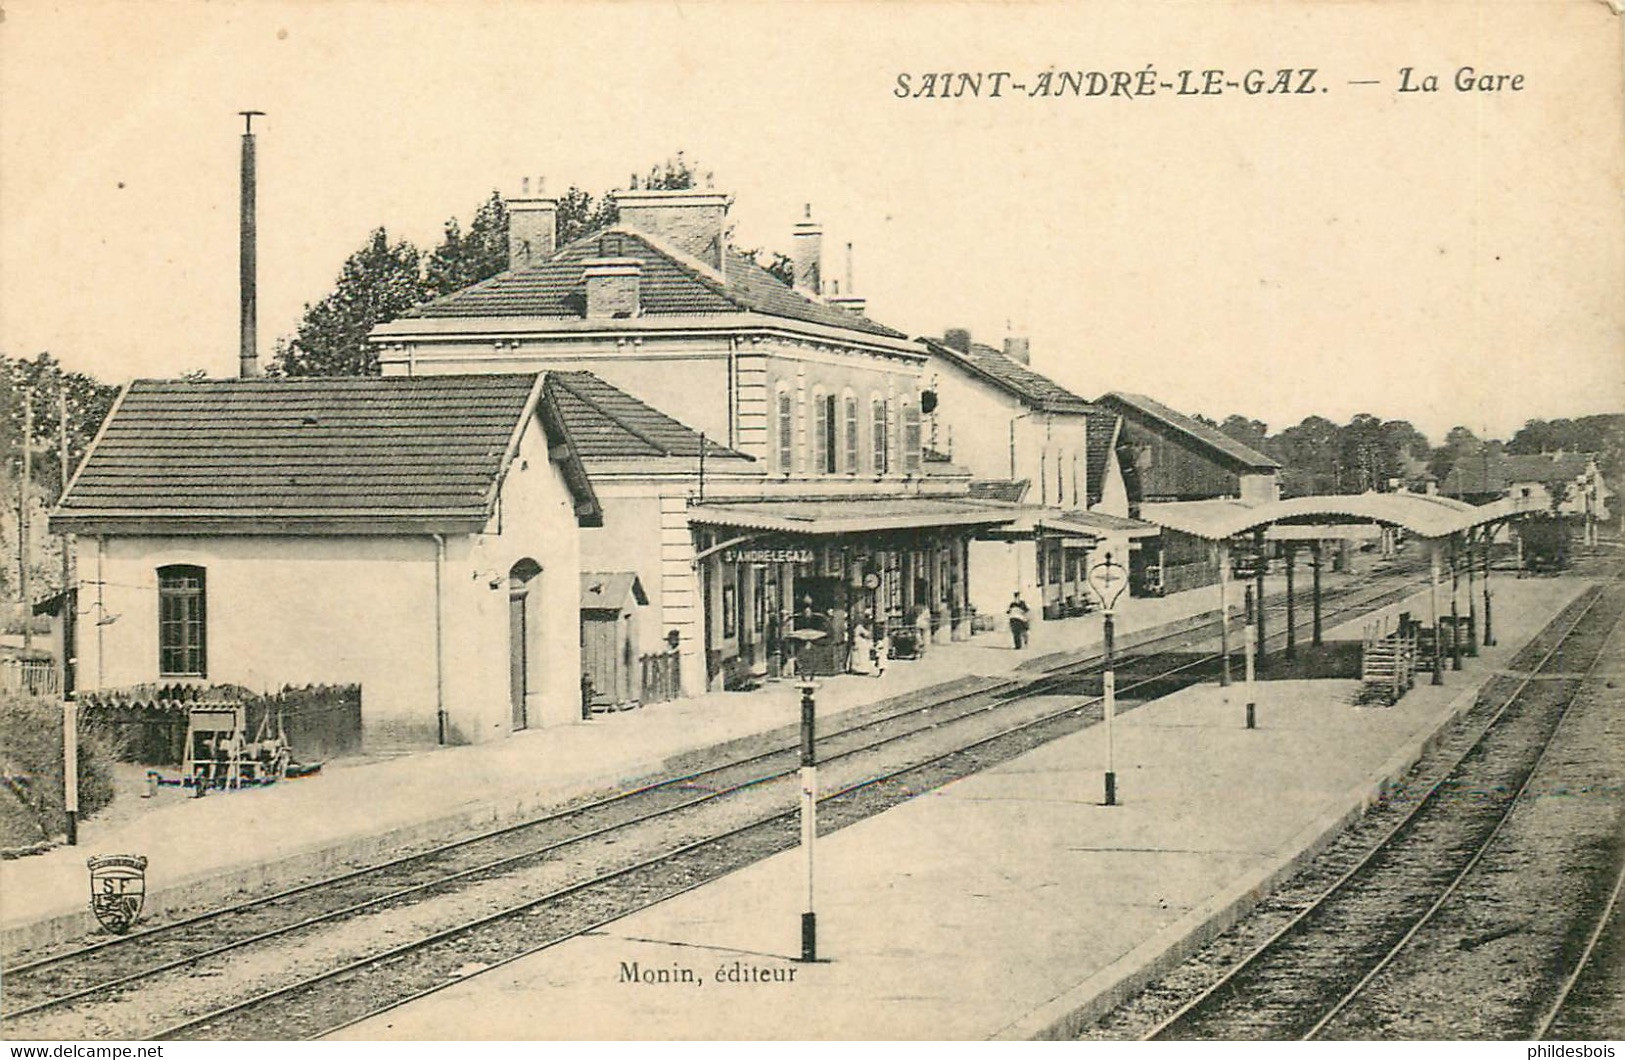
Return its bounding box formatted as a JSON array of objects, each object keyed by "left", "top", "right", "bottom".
[{"left": 1007, "top": 592, "right": 1032, "bottom": 649}]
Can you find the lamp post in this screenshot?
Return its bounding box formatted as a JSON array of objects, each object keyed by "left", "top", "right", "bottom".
[{"left": 1087, "top": 552, "right": 1129, "bottom": 806}]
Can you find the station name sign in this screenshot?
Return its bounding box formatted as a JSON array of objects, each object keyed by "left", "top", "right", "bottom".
[{"left": 721, "top": 547, "right": 816, "bottom": 565}]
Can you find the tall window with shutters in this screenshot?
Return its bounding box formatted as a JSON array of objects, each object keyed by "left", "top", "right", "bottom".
[
  {"left": 871, "top": 395, "right": 890, "bottom": 474},
  {"left": 158, "top": 565, "right": 207, "bottom": 677},
  {"left": 842, "top": 392, "right": 859, "bottom": 473},
  {"left": 775, "top": 384, "right": 793, "bottom": 473},
  {"left": 811, "top": 389, "right": 835, "bottom": 474},
  {"left": 902, "top": 399, "right": 922, "bottom": 473}
]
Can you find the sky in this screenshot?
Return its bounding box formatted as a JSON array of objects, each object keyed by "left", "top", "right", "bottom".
[{"left": 2, "top": 0, "right": 1621, "bottom": 444}]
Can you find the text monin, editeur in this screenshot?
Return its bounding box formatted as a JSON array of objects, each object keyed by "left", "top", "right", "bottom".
[{"left": 619, "top": 960, "right": 798, "bottom": 986}]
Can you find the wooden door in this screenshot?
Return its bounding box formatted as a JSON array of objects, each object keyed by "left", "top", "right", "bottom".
[{"left": 509, "top": 587, "right": 528, "bottom": 730}]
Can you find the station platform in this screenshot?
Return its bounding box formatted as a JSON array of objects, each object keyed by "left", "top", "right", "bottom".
[
  {"left": 327, "top": 574, "right": 1592, "bottom": 1041},
  {"left": 5, "top": 568, "right": 1340, "bottom": 954}
]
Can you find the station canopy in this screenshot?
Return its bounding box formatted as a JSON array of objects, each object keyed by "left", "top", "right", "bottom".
[
  {"left": 1139, "top": 492, "right": 1543, "bottom": 543},
  {"left": 687, "top": 497, "right": 1022, "bottom": 536}
]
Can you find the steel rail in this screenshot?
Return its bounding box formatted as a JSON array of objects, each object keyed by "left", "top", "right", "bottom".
[
  {"left": 1303, "top": 591, "right": 1622, "bottom": 1038},
  {"left": 1141, "top": 584, "right": 1610, "bottom": 1042},
  {"left": 1528, "top": 611, "right": 1625, "bottom": 1040},
  {"left": 159, "top": 638, "right": 1233, "bottom": 1041},
  {"left": 155, "top": 575, "right": 1431, "bottom": 1042},
  {"left": 4, "top": 570, "right": 1423, "bottom": 1031},
  {"left": 5, "top": 565, "right": 1413, "bottom": 995}
]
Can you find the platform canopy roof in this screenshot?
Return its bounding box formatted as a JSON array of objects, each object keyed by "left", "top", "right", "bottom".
[
  {"left": 1139, "top": 492, "right": 1544, "bottom": 542},
  {"left": 687, "top": 497, "right": 1020, "bottom": 536}
]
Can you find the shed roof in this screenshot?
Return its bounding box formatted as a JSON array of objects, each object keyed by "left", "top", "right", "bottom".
[
  {"left": 1097, "top": 392, "right": 1281, "bottom": 472},
  {"left": 580, "top": 572, "right": 648, "bottom": 611},
  {"left": 51, "top": 373, "right": 601, "bottom": 534}
]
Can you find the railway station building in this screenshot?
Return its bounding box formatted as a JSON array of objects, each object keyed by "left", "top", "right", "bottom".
[
  {"left": 370, "top": 191, "right": 1018, "bottom": 696},
  {"left": 917, "top": 331, "right": 1153, "bottom": 620},
  {"left": 50, "top": 374, "right": 602, "bottom": 748}
]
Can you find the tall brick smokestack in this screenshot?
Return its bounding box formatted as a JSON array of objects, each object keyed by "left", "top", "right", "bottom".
[{"left": 239, "top": 111, "right": 264, "bottom": 379}]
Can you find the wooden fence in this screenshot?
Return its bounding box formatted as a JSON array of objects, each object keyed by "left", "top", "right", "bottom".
[
  {"left": 639, "top": 651, "right": 681, "bottom": 705},
  {"left": 76, "top": 683, "right": 362, "bottom": 766},
  {"left": 0, "top": 658, "right": 59, "bottom": 697}
]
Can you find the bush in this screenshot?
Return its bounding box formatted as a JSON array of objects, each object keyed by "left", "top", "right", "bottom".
[{"left": 0, "top": 692, "right": 119, "bottom": 845}]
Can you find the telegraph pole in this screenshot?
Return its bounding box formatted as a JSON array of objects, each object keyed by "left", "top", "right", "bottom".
[{"left": 19, "top": 390, "right": 31, "bottom": 651}]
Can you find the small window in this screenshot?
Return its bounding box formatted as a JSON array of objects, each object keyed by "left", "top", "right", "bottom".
[
  {"left": 842, "top": 393, "right": 859, "bottom": 473},
  {"left": 775, "top": 385, "right": 793, "bottom": 473},
  {"left": 871, "top": 395, "right": 890, "bottom": 474},
  {"left": 158, "top": 565, "right": 207, "bottom": 677}
]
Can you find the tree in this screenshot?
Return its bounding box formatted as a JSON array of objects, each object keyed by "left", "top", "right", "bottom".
[
  {"left": 1428, "top": 425, "right": 1482, "bottom": 485},
  {"left": 272, "top": 153, "right": 791, "bottom": 377},
  {"left": 1338, "top": 413, "right": 1399, "bottom": 492},
  {"left": 0, "top": 352, "right": 119, "bottom": 607},
  {"left": 423, "top": 192, "right": 509, "bottom": 299},
  {"left": 555, "top": 185, "right": 620, "bottom": 247},
  {"left": 1273, "top": 415, "right": 1341, "bottom": 496},
  {"left": 1217, "top": 415, "right": 1271, "bottom": 456},
  {"left": 746, "top": 248, "right": 795, "bottom": 287},
  {"left": 269, "top": 229, "right": 425, "bottom": 377}
]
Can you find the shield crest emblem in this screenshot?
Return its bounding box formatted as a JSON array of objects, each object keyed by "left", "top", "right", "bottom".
[{"left": 87, "top": 854, "right": 148, "bottom": 934}]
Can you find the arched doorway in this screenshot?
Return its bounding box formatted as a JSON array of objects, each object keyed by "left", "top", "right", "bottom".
[{"left": 509, "top": 559, "right": 542, "bottom": 730}]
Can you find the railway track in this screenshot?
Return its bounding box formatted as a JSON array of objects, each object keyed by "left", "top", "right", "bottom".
[
  {"left": 2, "top": 570, "right": 1428, "bottom": 1041},
  {"left": 1134, "top": 578, "right": 1625, "bottom": 1041}
]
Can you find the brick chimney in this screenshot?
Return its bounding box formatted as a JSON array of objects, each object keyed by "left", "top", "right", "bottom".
[
  {"left": 616, "top": 188, "right": 730, "bottom": 269},
  {"left": 508, "top": 180, "right": 557, "bottom": 269},
  {"left": 826, "top": 240, "right": 866, "bottom": 316},
  {"left": 583, "top": 257, "right": 642, "bottom": 318},
  {"left": 944, "top": 328, "right": 972, "bottom": 354},
  {"left": 1003, "top": 336, "right": 1031, "bottom": 365},
  {"left": 792, "top": 204, "right": 823, "bottom": 295}
]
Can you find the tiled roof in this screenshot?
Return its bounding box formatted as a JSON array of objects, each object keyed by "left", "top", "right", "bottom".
[
  {"left": 923, "top": 339, "right": 1093, "bottom": 413},
  {"left": 1097, "top": 392, "right": 1282, "bottom": 472},
  {"left": 580, "top": 572, "right": 647, "bottom": 611},
  {"left": 405, "top": 227, "right": 907, "bottom": 340},
  {"left": 1441, "top": 452, "right": 1596, "bottom": 496},
  {"left": 544, "top": 371, "right": 749, "bottom": 461},
  {"left": 52, "top": 374, "right": 599, "bottom": 531},
  {"left": 1082, "top": 407, "right": 1120, "bottom": 508}
]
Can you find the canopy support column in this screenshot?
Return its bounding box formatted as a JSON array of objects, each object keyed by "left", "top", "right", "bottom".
[
  {"left": 1311, "top": 540, "right": 1323, "bottom": 646},
  {"left": 1430, "top": 540, "right": 1444, "bottom": 685},
  {"left": 1482, "top": 527, "right": 1495, "bottom": 646},
  {"left": 1253, "top": 527, "right": 1266, "bottom": 669},
  {"left": 1465, "top": 528, "right": 1479, "bottom": 657},
  {"left": 1284, "top": 542, "right": 1297, "bottom": 659},
  {"left": 1450, "top": 533, "right": 1463, "bottom": 672},
  {"left": 1218, "top": 539, "right": 1232, "bottom": 687}
]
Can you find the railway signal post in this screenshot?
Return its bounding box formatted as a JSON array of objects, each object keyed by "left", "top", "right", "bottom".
[
  {"left": 1244, "top": 621, "right": 1257, "bottom": 729},
  {"left": 797, "top": 679, "right": 819, "bottom": 962},
  {"left": 1088, "top": 552, "right": 1129, "bottom": 806},
  {"left": 64, "top": 692, "right": 79, "bottom": 845},
  {"left": 1218, "top": 541, "right": 1233, "bottom": 687}
]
